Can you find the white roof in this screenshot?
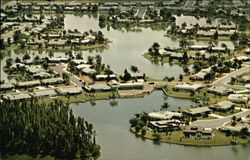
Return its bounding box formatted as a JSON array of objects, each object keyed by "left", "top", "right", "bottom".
[{"left": 148, "top": 111, "right": 182, "bottom": 120}]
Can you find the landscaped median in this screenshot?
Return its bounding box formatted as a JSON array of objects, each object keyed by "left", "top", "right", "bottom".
[{"left": 130, "top": 127, "right": 250, "bottom": 146}]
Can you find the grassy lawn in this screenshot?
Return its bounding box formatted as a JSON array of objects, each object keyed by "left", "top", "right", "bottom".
[
  {"left": 131, "top": 128, "right": 250, "bottom": 146},
  {"left": 163, "top": 85, "right": 228, "bottom": 106},
  {"left": 214, "top": 109, "right": 241, "bottom": 117},
  {"left": 196, "top": 116, "right": 216, "bottom": 120},
  {"left": 40, "top": 91, "right": 118, "bottom": 104}
]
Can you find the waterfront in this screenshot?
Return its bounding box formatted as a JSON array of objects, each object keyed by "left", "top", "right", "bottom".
[{"left": 71, "top": 91, "right": 250, "bottom": 160}]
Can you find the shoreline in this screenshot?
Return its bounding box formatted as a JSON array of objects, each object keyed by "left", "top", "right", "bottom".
[{"left": 130, "top": 128, "right": 250, "bottom": 147}]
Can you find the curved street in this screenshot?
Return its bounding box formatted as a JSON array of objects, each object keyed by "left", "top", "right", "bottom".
[{"left": 190, "top": 109, "right": 250, "bottom": 128}]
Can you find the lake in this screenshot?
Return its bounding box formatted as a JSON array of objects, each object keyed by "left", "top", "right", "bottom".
[{"left": 71, "top": 91, "right": 250, "bottom": 160}]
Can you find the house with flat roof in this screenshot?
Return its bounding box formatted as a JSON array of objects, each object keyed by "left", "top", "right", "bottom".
[
  {"left": 209, "top": 101, "right": 234, "bottom": 112},
  {"left": 95, "top": 74, "right": 116, "bottom": 81},
  {"left": 10, "top": 63, "right": 25, "bottom": 70},
  {"left": 240, "top": 75, "right": 250, "bottom": 83},
  {"left": 3, "top": 92, "right": 32, "bottom": 101},
  {"left": 183, "top": 107, "right": 212, "bottom": 117},
  {"left": 218, "top": 30, "right": 235, "bottom": 36},
  {"left": 76, "top": 64, "right": 92, "bottom": 70},
  {"left": 82, "top": 68, "right": 97, "bottom": 76},
  {"left": 191, "top": 69, "right": 210, "bottom": 80},
  {"left": 85, "top": 83, "right": 112, "bottom": 92},
  {"left": 33, "top": 72, "right": 51, "bottom": 79},
  {"left": 148, "top": 120, "right": 182, "bottom": 132},
  {"left": 196, "top": 31, "right": 215, "bottom": 37},
  {"left": 41, "top": 77, "right": 64, "bottom": 85},
  {"left": 123, "top": 2, "right": 136, "bottom": 6},
  {"left": 25, "top": 65, "right": 45, "bottom": 74},
  {"left": 207, "top": 86, "right": 234, "bottom": 96},
  {"left": 0, "top": 83, "right": 14, "bottom": 91},
  {"left": 148, "top": 110, "right": 183, "bottom": 120},
  {"left": 189, "top": 45, "right": 209, "bottom": 51},
  {"left": 56, "top": 86, "right": 83, "bottom": 95},
  {"left": 16, "top": 80, "right": 41, "bottom": 88},
  {"left": 104, "top": 2, "right": 119, "bottom": 6},
  {"left": 169, "top": 52, "right": 183, "bottom": 59},
  {"left": 48, "top": 57, "right": 68, "bottom": 63},
  {"left": 48, "top": 40, "right": 67, "bottom": 46},
  {"left": 244, "top": 48, "right": 250, "bottom": 54},
  {"left": 71, "top": 59, "right": 88, "bottom": 65},
  {"left": 211, "top": 47, "right": 226, "bottom": 52},
  {"left": 118, "top": 82, "right": 144, "bottom": 90},
  {"left": 183, "top": 126, "right": 214, "bottom": 139},
  {"left": 141, "top": 2, "right": 155, "bottom": 6},
  {"left": 30, "top": 89, "right": 57, "bottom": 97},
  {"left": 228, "top": 94, "right": 249, "bottom": 103},
  {"left": 174, "top": 83, "right": 203, "bottom": 92}
]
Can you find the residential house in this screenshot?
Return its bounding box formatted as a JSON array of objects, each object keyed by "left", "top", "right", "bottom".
[
  {"left": 48, "top": 57, "right": 68, "bottom": 63},
  {"left": 174, "top": 83, "right": 204, "bottom": 92},
  {"left": 95, "top": 74, "right": 116, "bottom": 81},
  {"left": 56, "top": 86, "right": 83, "bottom": 95},
  {"left": 209, "top": 101, "right": 234, "bottom": 112},
  {"left": 41, "top": 77, "right": 64, "bottom": 85},
  {"left": 30, "top": 89, "right": 57, "bottom": 97},
  {"left": 228, "top": 94, "right": 249, "bottom": 103},
  {"left": 85, "top": 83, "right": 112, "bottom": 92},
  {"left": 0, "top": 83, "right": 14, "bottom": 91},
  {"left": 148, "top": 110, "right": 183, "bottom": 120},
  {"left": 33, "top": 72, "right": 52, "bottom": 79},
  {"left": 207, "top": 86, "right": 234, "bottom": 95},
  {"left": 183, "top": 107, "right": 212, "bottom": 117},
  {"left": 118, "top": 82, "right": 144, "bottom": 90},
  {"left": 16, "top": 80, "right": 41, "bottom": 88},
  {"left": 82, "top": 68, "right": 97, "bottom": 76},
  {"left": 25, "top": 65, "right": 45, "bottom": 74},
  {"left": 48, "top": 40, "right": 67, "bottom": 46},
  {"left": 148, "top": 120, "right": 182, "bottom": 132},
  {"left": 240, "top": 75, "right": 250, "bottom": 83},
  {"left": 191, "top": 67, "right": 212, "bottom": 80},
  {"left": 211, "top": 47, "right": 226, "bottom": 52},
  {"left": 71, "top": 59, "right": 88, "bottom": 65},
  {"left": 3, "top": 92, "right": 31, "bottom": 101},
  {"left": 189, "top": 45, "right": 209, "bottom": 51},
  {"left": 183, "top": 126, "right": 214, "bottom": 139}
]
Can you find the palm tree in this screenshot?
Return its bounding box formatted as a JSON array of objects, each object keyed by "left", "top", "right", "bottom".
[{"left": 161, "top": 102, "right": 170, "bottom": 111}]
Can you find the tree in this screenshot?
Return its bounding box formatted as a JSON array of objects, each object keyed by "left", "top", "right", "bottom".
[
  {"left": 152, "top": 42, "right": 160, "bottom": 55},
  {"left": 130, "top": 65, "right": 139, "bottom": 73},
  {"left": 0, "top": 38, "right": 6, "bottom": 49},
  {"left": 183, "top": 66, "right": 190, "bottom": 75},
  {"left": 123, "top": 69, "right": 131, "bottom": 82},
  {"left": 48, "top": 51, "right": 54, "bottom": 58},
  {"left": 240, "top": 127, "right": 249, "bottom": 136},
  {"left": 0, "top": 100, "right": 100, "bottom": 159},
  {"left": 179, "top": 74, "right": 183, "bottom": 81},
  {"left": 23, "top": 53, "right": 31, "bottom": 60},
  {"left": 161, "top": 102, "right": 170, "bottom": 111},
  {"left": 62, "top": 73, "right": 70, "bottom": 84}
]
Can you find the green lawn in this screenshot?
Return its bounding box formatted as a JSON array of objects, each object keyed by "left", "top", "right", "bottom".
[{"left": 131, "top": 128, "right": 250, "bottom": 146}]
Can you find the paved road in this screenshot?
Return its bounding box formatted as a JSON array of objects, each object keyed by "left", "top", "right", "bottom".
[
  {"left": 212, "top": 65, "right": 250, "bottom": 89},
  {"left": 191, "top": 109, "right": 250, "bottom": 128},
  {"left": 212, "top": 65, "right": 250, "bottom": 85},
  {"left": 50, "top": 64, "right": 84, "bottom": 87}
]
